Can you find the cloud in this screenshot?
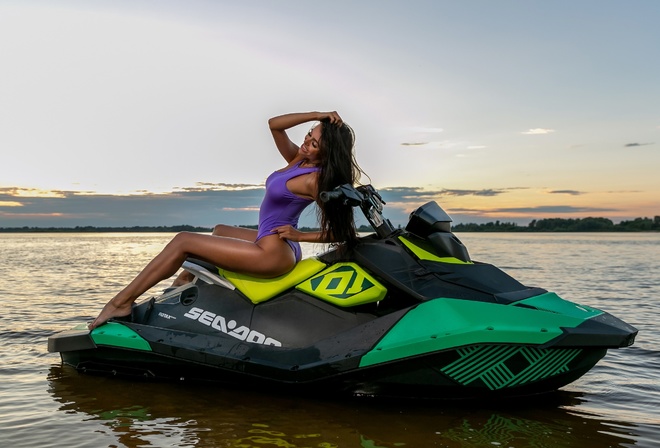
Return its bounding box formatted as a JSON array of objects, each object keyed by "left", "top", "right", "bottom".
[
  {"left": 546, "top": 190, "right": 583, "bottom": 196},
  {"left": 489, "top": 205, "right": 618, "bottom": 214},
  {"left": 0, "top": 188, "right": 268, "bottom": 228},
  {"left": 0, "top": 183, "right": 632, "bottom": 230},
  {"left": 397, "top": 126, "right": 483, "bottom": 152},
  {"left": 399, "top": 140, "right": 485, "bottom": 151},
  {"left": 442, "top": 189, "right": 505, "bottom": 197},
  {"left": 521, "top": 128, "right": 555, "bottom": 135},
  {"left": 438, "top": 205, "right": 619, "bottom": 225},
  {"left": 379, "top": 187, "right": 533, "bottom": 206},
  {"left": 400, "top": 140, "right": 456, "bottom": 149},
  {"left": 400, "top": 142, "right": 430, "bottom": 147},
  {"left": 373, "top": 187, "right": 529, "bottom": 225},
  {"left": 399, "top": 126, "right": 446, "bottom": 148},
  {"left": 178, "top": 182, "right": 264, "bottom": 192},
  {"left": 0, "top": 187, "right": 68, "bottom": 198},
  {"left": 379, "top": 187, "right": 510, "bottom": 203},
  {"left": 624, "top": 142, "right": 654, "bottom": 147}
]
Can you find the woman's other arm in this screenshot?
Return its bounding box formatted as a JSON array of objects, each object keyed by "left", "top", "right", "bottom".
[{"left": 271, "top": 225, "right": 329, "bottom": 244}]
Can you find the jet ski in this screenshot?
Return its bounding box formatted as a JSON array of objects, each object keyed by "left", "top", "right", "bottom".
[{"left": 48, "top": 184, "right": 637, "bottom": 399}]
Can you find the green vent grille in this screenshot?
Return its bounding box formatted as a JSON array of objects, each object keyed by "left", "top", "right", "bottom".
[{"left": 441, "top": 345, "right": 582, "bottom": 390}]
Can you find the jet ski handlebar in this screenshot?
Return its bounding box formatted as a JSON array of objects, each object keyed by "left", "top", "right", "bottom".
[
  {"left": 319, "top": 184, "right": 363, "bottom": 206},
  {"left": 321, "top": 184, "right": 396, "bottom": 238}
]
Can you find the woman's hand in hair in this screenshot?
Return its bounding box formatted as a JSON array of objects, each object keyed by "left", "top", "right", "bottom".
[{"left": 318, "top": 111, "right": 343, "bottom": 126}]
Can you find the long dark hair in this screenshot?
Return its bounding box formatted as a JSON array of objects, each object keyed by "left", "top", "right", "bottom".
[{"left": 316, "top": 119, "right": 365, "bottom": 246}]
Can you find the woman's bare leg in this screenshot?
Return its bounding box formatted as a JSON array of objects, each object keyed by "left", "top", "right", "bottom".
[
  {"left": 171, "top": 225, "right": 258, "bottom": 286},
  {"left": 89, "top": 232, "right": 293, "bottom": 329}
]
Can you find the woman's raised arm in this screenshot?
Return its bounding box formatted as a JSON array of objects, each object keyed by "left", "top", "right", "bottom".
[{"left": 268, "top": 111, "right": 342, "bottom": 162}]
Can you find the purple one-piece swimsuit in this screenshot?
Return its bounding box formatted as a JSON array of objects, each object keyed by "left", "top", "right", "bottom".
[{"left": 256, "top": 162, "right": 319, "bottom": 262}]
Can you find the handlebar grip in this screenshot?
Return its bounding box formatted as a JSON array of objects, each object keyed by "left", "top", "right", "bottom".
[{"left": 320, "top": 190, "right": 343, "bottom": 203}]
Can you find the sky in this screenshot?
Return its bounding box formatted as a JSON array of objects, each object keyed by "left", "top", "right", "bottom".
[{"left": 2, "top": 0, "right": 659, "bottom": 229}]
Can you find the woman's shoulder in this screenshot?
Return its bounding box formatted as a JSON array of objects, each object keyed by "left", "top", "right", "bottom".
[
  {"left": 283, "top": 156, "right": 319, "bottom": 171},
  {"left": 286, "top": 168, "right": 318, "bottom": 199}
]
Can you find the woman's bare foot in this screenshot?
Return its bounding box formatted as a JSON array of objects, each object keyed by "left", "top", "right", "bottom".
[{"left": 88, "top": 299, "right": 133, "bottom": 330}]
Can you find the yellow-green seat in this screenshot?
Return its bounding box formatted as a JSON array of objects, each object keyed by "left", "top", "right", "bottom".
[{"left": 218, "top": 257, "right": 327, "bottom": 304}]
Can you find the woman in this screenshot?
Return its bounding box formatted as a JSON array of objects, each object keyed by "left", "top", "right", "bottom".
[{"left": 89, "top": 110, "right": 363, "bottom": 330}]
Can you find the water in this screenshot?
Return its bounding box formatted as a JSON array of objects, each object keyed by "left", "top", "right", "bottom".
[{"left": 1, "top": 232, "right": 658, "bottom": 447}]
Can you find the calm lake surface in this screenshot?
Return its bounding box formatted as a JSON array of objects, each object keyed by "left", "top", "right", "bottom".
[{"left": 1, "top": 232, "right": 658, "bottom": 447}]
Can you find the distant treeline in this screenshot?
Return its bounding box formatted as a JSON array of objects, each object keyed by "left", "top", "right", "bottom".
[
  {"left": 0, "top": 224, "right": 377, "bottom": 233},
  {"left": 452, "top": 216, "right": 660, "bottom": 232}
]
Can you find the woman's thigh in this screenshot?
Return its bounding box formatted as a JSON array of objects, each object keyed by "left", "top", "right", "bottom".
[
  {"left": 212, "top": 224, "right": 258, "bottom": 241},
  {"left": 176, "top": 232, "right": 294, "bottom": 277}
]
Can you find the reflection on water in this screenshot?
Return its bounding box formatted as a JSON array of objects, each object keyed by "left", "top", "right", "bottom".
[{"left": 47, "top": 364, "right": 641, "bottom": 448}]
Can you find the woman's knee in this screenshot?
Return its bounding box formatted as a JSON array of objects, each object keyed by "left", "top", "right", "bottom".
[
  {"left": 212, "top": 224, "right": 231, "bottom": 236},
  {"left": 167, "top": 231, "right": 195, "bottom": 250}
]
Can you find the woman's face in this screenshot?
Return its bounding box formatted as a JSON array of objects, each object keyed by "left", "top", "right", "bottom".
[{"left": 300, "top": 124, "right": 323, "bottom": 164}]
